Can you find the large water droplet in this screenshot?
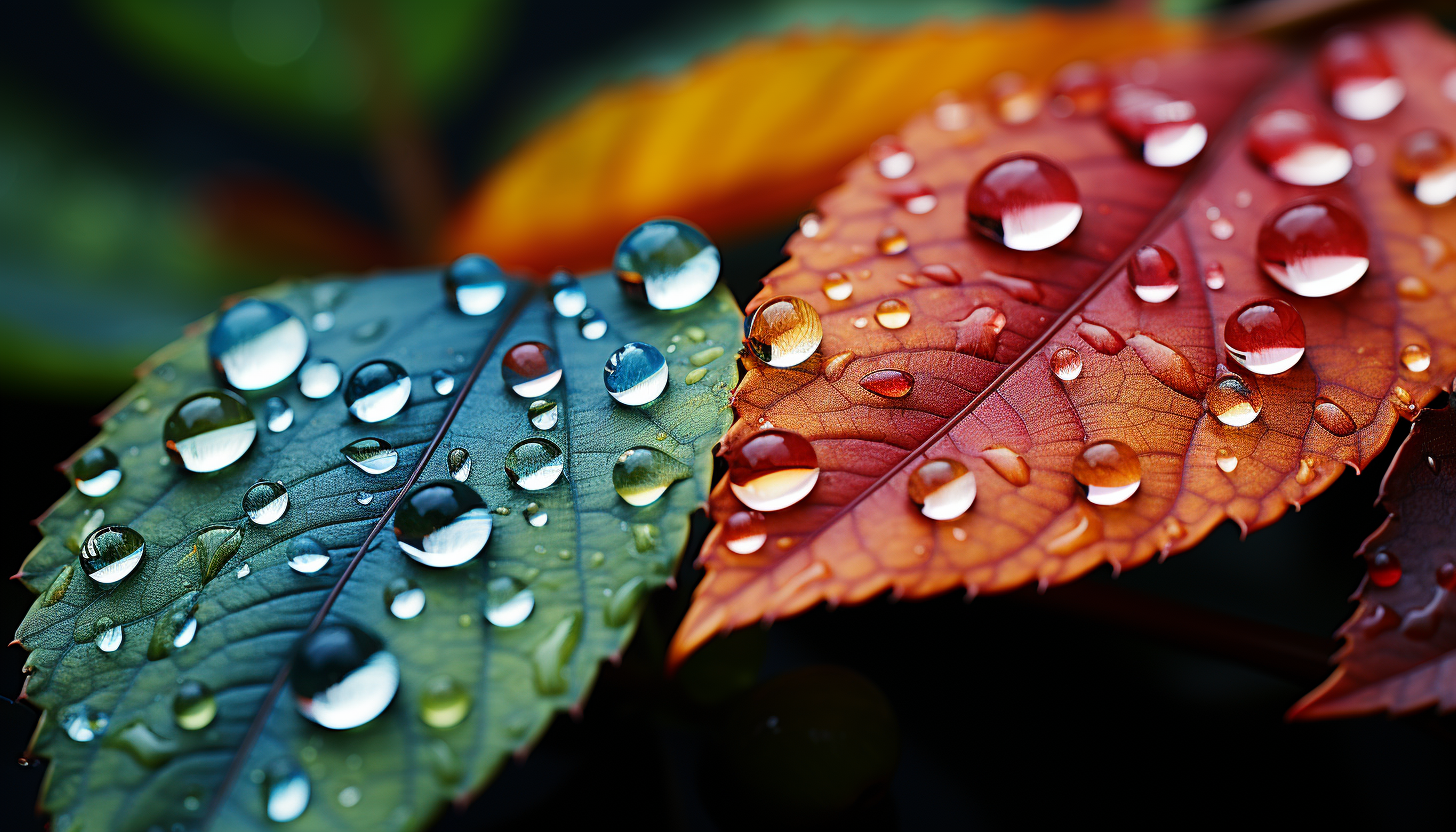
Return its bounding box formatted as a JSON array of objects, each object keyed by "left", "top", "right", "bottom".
[
  {"left": 1394, "top": 129, "right": 1456, "bottom": 205},
  {"left": 420, "top": 676, "right": 472, "bottom": 728},
  {"left": 209, "top": 299, "right": 309, "bottom": 390},
  {"left": 528, "top": 399, "right": 559, "bottom": 430},
  {"left": 265, "top": 397, "right": 294, "bottom": 432},
  {"left": 874, "top": 299, "right": 911, "bottom": 329},
  {"left": 344, "top": 360, "right": 411, "bottom": 422},
  {"left": 1207, "top": 370, "right": 1263, "bottom": 426},
  {"left": 1400, "top": 343, "right": 1432, "bottom": 373},
  {"left": 549, "top": 271, "right": 586, "bottom": 317},
  {"left": 244, "top": 481, "right": 289, "bottom": 525},
  {"left": 447, "top": 447, "right": 471, "bottom": 482},
  {"left": 612, "top": 447, "right": 691, "bottom": 507},
  {"left": 293, "top": 624, "right": 399, "bottom": 730},
  {"left": 96, "top": 621, "right": 123, "bottom": 653},
  {"left": 385, "top": 577, "right": 425, "bottom": 620},
  {"left": 71, "top": 447, "right": 121, "bottom": 497},
  {"left": 81, "top": 525, "right": 145, "bottom": 585},
  {"left": 394, "top": 481, "right": 492, "bottom": 567},
  {"left": 505, "top": 438, "right": 565, "bottom": 490},
  {"left": 1106, "top": 85, "right": 1207, "bottom": 166},
  {"left": 1073, "top": 440, "right": 1142, "bottom": 505},
  {"left": 286, "top": 537, "right": 330, "bottom": 573},
  {"left": 613, "top": 219, "right": 720, "bottom": 310},
  {"left": 444, "top": 254, "right": 506, "bottom": 316},
  {"left": 604, "top": 342, "right": 668, "bottom": 406},
  {"left": 727, "top": 429, "right": 819, "bottom": 512},
  {"left": 966, "top": 153, "right": 1082, "bottom": 250},
  {"left": 431, "top": 370, "right": 455, "bottom": 396},
  {"left": 263, "top": 759, "right": 310, "bottom": 822},
  {"left": 341, "top": 438, "right": 399, "bottom": 474},
  {"left": 297, "top": 358, "right": 341, "bottom": 399},
  {"left": 164, "top": 389, "right": 257, "bottom": 472},
  {"left": 1051, "top": 346, "right": 1083, "bottom": 381},
  {"left": 484, "top": 576, "right": 535, "bottom": 628},
  {"left": 859, "top": 368, "right": 914, "bottom": 398},
  {"left": 501, "top": 342, "right": 562, "bottom": 397},
  {"left": 173, "top": 680, "right": 216, "bottom": 731},
  {"left": 908, "top": 458, "right": 977, "bottom": 520},
  {"left": 1225, "top": 298, "right": 1306, "bottom": 375},
  {"left": 745, "top": 296, "right": 823, "bottom": 367},
  {"left": 723, "top": 510, "right": 767, "bottom": 554},
  {"left": 577, "top": 307, "right": 608, "bottom": 340},
  {"left": 1127, "top": 244, "right": 1180, "bottom": 303},
  {"left": 1257, "top": 199, "right": 1369, "bottom": 296},
  {"left": 1247, "top": 109, "right": 1352, "bottom": 185},
  {"left": 1319, "top": 31, "right": 1404, "bottom": 121}
]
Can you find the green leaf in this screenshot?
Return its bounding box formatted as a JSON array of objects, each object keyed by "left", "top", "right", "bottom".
[{"left": 16, "top": 270, "right": 740, "bottom": 831}]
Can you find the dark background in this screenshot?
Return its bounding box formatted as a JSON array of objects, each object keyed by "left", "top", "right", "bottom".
[{"left": 3, "top": 1, "right": 1453, "bottom": 830}]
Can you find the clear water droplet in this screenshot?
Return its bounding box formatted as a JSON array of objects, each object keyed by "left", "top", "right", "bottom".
[
  {"left": 263, "top": 759, "right": 310, "bottom": 822},
  {"left": 1247, "top": 109, "right": 1352, "bottom": 185},
  {"left": 549, "top": 271, "right": 586, "bottom": 317},
  {"left": 1207, "top": 370, "right": 1263, "bottom": 426},
  {"left": 727, "top": 429, "right": 819, "bottom": 512},
  {"left": 293, "top": 624, "right": 398, "bottom": 729},
  {"left": 577, "top": 307, "right": 608, "bottom": 340},
  {"left": 265, "top": 397, "right": 294, "bottom": 432},
  {"left": 286, "top": 537, "right": 330, "bottom": 573},
  {"left": 297, "top": 358, "right": 341, "bottom": 399},
  {"left": 173, "top": 680, "right": 216, "bottom": 731},
  {"left": 1204, "top": 261, "right": 1226, "bottom": 289},
  {"left": 96, "top": 621, "right": 123, "bottom": 653},
  {"left": 431, "top": 370, "right": 455, "bottom": 396},
  {"left": 243, "top": 481, "right": 289, "bottom": 525},
  {"left": 344, "top": 360, "right": 411, "bottom": 422},
  {"left": 1073, "top": 440, "right": 1142, "bottom": 505},
  {"left": 444, "top": 254, "right": 507, "bottom": 316},
  {"left": 872, "top": 138, "right": 914, "bottom": 179},
  {"left": 505, "top": 438, "right": 565, "bottom": 490},
  {"left": 1051, "top": 346, "right": 1083, "bottom": 381},
  {"left": 874, "top": 299, "right": 911, "bottom": 329},
  {"left": 502, "top": 342, "right": 562, "bottom": 397},
  {"left": 523, "top": 502, "right": 548, "bottom": 527},
  {"left": 612, "top": 447, "right": 691, "bottom": 506},
  {"left": 908, "top": 459, "right": 977, "bottom": 520},
  {"left": 173, "top": 616, "right": 197, "bottom": 649},
  {"left": 1225, "top": 298, "right": 1306, "bottom": 375},
  {"left": 62, "top": 705, "right": 107, "bottom": 742},
  {"left": 385, "top": 578, "right": 425, "bottom": 619},
  {"left": 1257, "top": 199, "right": 1369, "bottom": 296},
  {"left": 859, "top": 368, "right": 914, "bottom": 398},
  {"left": 341, "top": 438, "right": 399, "bottom": 474},
  {"left": 209, "top": 299, "right": 309, "bottom": 391},
  {"left": 966, "top": 153, "right": 1082, "bottom": 250},
  {"left": 1394, "top": 129, "right": 1456, "bottom": 205},
  {"left": 1397, "top": 274, "right": 1433, "bottom": 300},
  {"left": 799, "top": 212, "right": 822, "bottom": 238},
  {"left": 1401, "top": 343, "right": 1432, "bottom": 373},
  {"left": 604, "top": 342, "right": 668, "bottom": 406},
  {"left": 613, "top": 219, "right": 720, "bottom": 310},
  {"left": 745, "top": 296, "right": 823, "bottom": 367},
  {"left": 80, "top": 525, "right": 145, "bottom": 585},
  {"left": 1127, "top": 244, "right": 1180, "bottom": 303},
  {"left": 447, "top": 447, "right": 471, "bottom": 482},
  {"left": 1106, "top": 85, "right": 1206, "bottom": 166},
  {"left": 1319, "top": 32, "right": 1404, "bottom": 121},
  {"left": 420, "top": 676, "right": 472, "bottom": 728},
  {"left": 485, "top": 577, "right": 535, "bottom": 627},
  {"left": 1216, "top": 448, "right": 1238, "bottom": 473},
  {"left": 394, "top": 481, "right": 492, "bottom": 567},
  {"left": 823, "top": 272, "right": 853, "bottom": 301},
  {"left": 528, "top": 399, "right": 559, "bottom": 430},
  {"left": 723, "top": 510, "right": 767, "bottom": 554},
  {"left": 164, "top": 389, "right": 257, "bottom": 473},
  {"left": 71, "top": 447, "right": 121, "bottom": 497}
]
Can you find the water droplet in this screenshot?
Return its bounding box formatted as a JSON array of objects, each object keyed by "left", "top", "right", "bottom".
[
  {"left": 989, "top": 71, "right": 1041, "bottom": 123},
  {"left": 502, "top": 341, "right": 562, "bottom": 397},
  {"left": 1313, "top": 397, "right": 1357, "bottom": 436},
  {"left": 981, "top": 446, "right": 1031, "bottom": 486},
  {"left": 173, "top": 680, "right": 216, "bottom": 731},
  {"left": 340, "top": 438, "right": 399, "bottom": 475},
  {"left": 799, "top": 213, "right": 822, "bottom": 238},
  {"left": 338, "top": 786, "right": 361, "bottom": 809},
  {"left": 577, "top": 307, "right": 608, "bottom": 340},
  {"left": 437, "top": 449, "right": 468, "bottom": 485},
  {"left": 874, "top": 299, "right": 911, "bottom": 329},
  {"left": 1257, "top": 199, "right": 1369, "bottom": 296},
  {"left": 444, "top": 254, "right": 506, "bottom": 315},
  {"left": 243, "top": 481, "right": 289, "bottom": 525},
  {"left": 1396, "top": 274, "right": 1433, "bottom": 300},
  {"left": 1051, "top": 346, "right": 1083, "bottom": 381},
  {"left": 548, "top": 270, "right": 586, "bottom": 317},
  {"left": 209, "top": 299, "right": 309, "bottom": 390},
  {"left": 853, "top": 317, "right": 868, "bottom": 329},
  {"left": 859, "top": 368, "right": 914, "bottom": 398},
  {"left": 1209, "top": 217, "right": 1234, "bottom": 240},
  {"left": 966, "top": 153, "right": 1082, "bottom": 250},
  {"left": 875, "top": 224, "right": 909, "bottom": 255},
  {"left": 886, "top": 180, "right": 937, "bottom": 214},
  {"left": 394, "top": 481, "right": 492, "bottom": 567},
  {"left": 1075, "top": 319, "right": 1125, "bottom": 355},
  {"left": 293, "top": 624, "right": 398, "bottom": 729},
  {"left": 726, "top": 429, "right": 819, "bottom": 512},
  {"left": 872, "top": 138, "right": 914, "bottom": 179},
  {"left": 1225, "top": 298, "right": 1306, "bottom": 375},
  {"left": 1247, "top": 109, "right": 1352, "bottom": 185},
  {"left": 604, "top": 342, "right": 668, "bottom": 406},
  {"left": 723, "top": 510, "right": 767, "bottom": 554},
  {"left": 745, "top": 296, "right": 823, "bottom": 367},
  {"left": 822, "top": 273, "right": 853, "bottom": 301},
  {"left": 344, "top": 360, "right": 411, "bottom": 422},
  {"left": 312, "top": 311, "right": 334, "bottom": 331},
  {"left": 522, "top": 502, "right": 548, "bottom": 527},
  {"left": 823, "top": 351, "right": 855, "bottom": 382},
  {"left": 613, "top": 219, "right": 720, "bottom": 310},
  {"left": 286, "top": 537, "right": 330, "bottom": 573},
  {"left": 354, "top": 491, "right": 372, "bottom": 506},
  {"left": 420, "top": 676, "right": 471, "bottom": 728},
  {"left": 80, "top": 525, "right": 145, "bottom": 585},
  {"left": 1050, "top": 60, "right": 1109, "bottom": 116},
  {"left": 96, "top": 621, "right": 122, "bottom": 653},
  {"left": 1401, "top": 343, "right": 1432, "bottom": 373},
  {"left": 164, "top": 389, "right": 257, "bottom": 472},
  {"left": 934, "top": 95, "right": 973, "bottom": 130},
  {"left": 1207, "top": 370, "right": 1263, "bottom": 426},
  {"left": 63, "top": 705, "right": 107, "bottom": 742},
  {"left": 1392, "top": 128, "right": 1456, "bottom": 205},
  {"left": 265, "top": 397, "right": 294, "bottom": 432},
  {"left": 908, "top": 458, "right": 977, "bottom": 520},
  {"left": 1204, "top": 261, "right": 1226, "bottom": 289},
  {"left": 922, "top": 263, "right": 965, "bottom": 287},
  {"left": 1216, "top": 448, "right": 1238, "bottom": 473},
  {"left": 263, "top": 759, "right": 310, "bottom": 822},
  {"left": 612, "top": 447, "right": 691, "bottom": 506},
  {"left": 1106, "top": 85, "right": 1206, "bottom": 166},
  {"left": 385, "top": 578, "right": 425, "bottom": 620},
  {"left": 1437, "top": 562, "right": 1455, "bottom": 590},
  {"left": 1128, "top": 335, "right": 1201, "bottom": 398},
  {"left": 604, "top": 576, "right": 649, "bottom": 627},
  {"left": 531, "top": 612, "right": 581, "bottom": 695},
  {"left": 297, "top": 358, "right": 341, "bottom": 399},
  {"left": 502, "top": 439, "right": 565, "bottom": 493},
  {"left": 521, "top": 400, "right": 559, "bottom": 432},
  {"left": 1319, "top": 31, "right": 1404, "bottom": 121},
  {"left": 173, "top": 616, "right": 197, "bottom": 649},
  {"left": 430, "top": 369, "right": 456, "bottom": 397},
  {"left": 1368, "top": 550, "right": 1401, "bottom": 587},
  {"left": 1127, "top": 244, "right": 1180, "bottom": 303},
  {"left": 1073, "top": 440, "right": 1141, "bottom": 505},
  {"left": 71, "top": 447, "right": 121, "bottom": 497},
  {"left": 1295, "top": 455, "right": 1318, "bottom": 485},
  {"left": 485, "top": 577, "right": 535, "bottom": 627}
]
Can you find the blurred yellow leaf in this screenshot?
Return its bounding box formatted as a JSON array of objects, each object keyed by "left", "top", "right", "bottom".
[{"left": 444, "top": 12, "right": 1202, "bottom": 273}]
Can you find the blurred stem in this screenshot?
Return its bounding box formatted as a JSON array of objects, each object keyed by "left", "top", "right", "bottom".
[{"left": 339, "top": 0, "right": 447, "bottom": 259}]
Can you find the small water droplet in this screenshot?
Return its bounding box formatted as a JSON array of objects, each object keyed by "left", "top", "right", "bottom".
[
  {"left": 420, "top": 676, "right": 471, "bottom": 728},
  {"left": 1050, "top": 60, "right": 1109, "bottom": 116},
  {"left": 859, "top": 368, "right": 914, "bottom": 398},
  {"left": 967, "top": 153, "right": 1082, "bottom": 250},
  {"left": 1204, "top": 261, "right": 1226, "bottom": 289},
  {"left": 80, "top": 525, "right": 145, "bottom": 585},
  {"left": 1216, "top": 448, "right": 1238, "bottom": 473},
  {"left": 823, "top": 350, "right": 855, "bottom": 382},
  {"left": 164, "top": 389, "right": 257, "bottom": 472},
  {"left": 727, "top": 429, "right": 819, "bottom": 512},
  {"left": 745, "top": 296, "right": 823, "bottom": 367},
  {"left": 1106, "top": 85, "right": 1207, "bottom": 166},
  {"left": 614, "top": 219, "right": 720, "bottom": 309},
  {"left": 886, "top": 180, "right": 937, "bottom": 214},
  {"left": 1210, "top": 217, "right": 1234, "bottom": 240},
  {"left": 237, "top": 562, "right": 252, "bottom": 578},
  {"left": 1051, "top": 346, "right": 1083, "bottom": 381},
  {"left": 338, "top": 437, "right": 399, "bottom": 476},
  {"left": 934, "top": 95, "right": 973, "bottom": 130},
  {"left": 1313, "top": 397, "right": 1357, "bottom": 436},
  {"left": 908, "top": 458, "right": 977, "bottom": 520},
  {"left": 429, "top": 369, "right": 456, "bottom": 397},
  {"left": 485, "top": 577, "right": 535, "bottom": 627},
  {"left": 604, "top": 342, "right": 668, "bottom": 406},
  {"left": 1391, "top": 385, "right": 1418, "bottom": 418},
  {"left": 502, "top": 342, "right": 562, "bottom": 397},
  {"left": 243, "top": 481, "right": 289, "bottom": 525},
  {"left": 71, "top": 447, "right": 121, "bottom": 497},
  {"left": 344, "top": 360, "right": 411, "bottom": 422},
  {"left": 527, "top": 399, "right": 559, "bottom": 430},
  {"left": 872, "top": 138, "right": 914, "bottom": 179},
  {"left": 1127, "top": 244, "right": 1180, "bottom": 302},
  {"left": 444, "top": 254, "right": 506, "bottom": 315},
  {"left": 443, "top": 447, "right": 471, "bottom": 482},
  {"left": 1396, "top": 274, "right": 1433, "bottom": 300},
  {"left": 1257, "top": 199, "right": 1369, "bottom": 296},
  {"left": 293, "top": 624, "right": 398, "bottom": 729},
  {"left": 263, "top": 759, "right": 310, "bottom": 822},
  {"left": 503, "top": 438, "right": 566, "bottom": 492},
  {"left": 875, "top": 225, "right": 909, "bottom": 255},
  {"left": 522, "top": 502, "right": 548, "bottom": 527},
  {"left": 62, "top": 705, "right": 108, "bottom": 742},
  {"left": 209, "top": 299, "right": 309, "bottom": 390},
  {"left": 173, "top": 680, "right": 216, "bottom": 731},
  {"left": 1207, "top": 370, "right": 1263, "bottom": 426},
  {"left": 874, "top": 298, "right": 911, "bottom": 329},
  {"left": 1400, "top": 343, "right": 1432, "bottom": 372},
  {"left": 1368, "top": 550, "right": 1401, "bottom": 587},
  {"left": 1073, "top": 440, "right": 1141, "bottom": 505},
  {"left": 1235, "top": 190, "right": 1253, "bottom": 208},
  {"left": 264, "top": 397, "right": 294, "bottom": 432},
  {"left": 385, "top": 577, "right": 425, "bottom": 620},
  {"left": 354, "top": 491, "right": 373, "bottom": 506},
  {"left": 173, "top": 616, "right": 197, "bottom": 649},
  {"left": 297, "top": 358, "right": 341, "bottom": 399},
  {"left": 799, "top": 213, "right": 822, "bottom": 238},
  {"left": 395, "top": 481, "right": 492, "bottom": 567},
  {"left": 612, "top": 447, "right": 691, "bottom": 506},
  {"left": 1247, "top": 108, "right": 1352, "bottom": 185},
  {"left": 989, "top": 71, "right": 1041, "bottom": 123},
  {"left": 723, "top": 510, "right": 767, "bottom": 554},
  {"left": 1318, "top": 32, "right": 1404, "bottom": 121},
  {"left": 286, "top": 537, "right": 330, "bottom": 574},
  {"left": 981, "top": 446, "right": 1031, "bottom": 486},
  {"left": 1395, "top": 129, "right": 1456, "bottom": 205},
  {"left": 577, "top": 307, "right": 608, "bottom": 340},
  {"left": 852, "top": 317, "right": 869, "bottom": 329},
  {"left": 96, "top": 621, "right": 123, "bottom": 653},
  {"left": 548, "top": 271, "right": 586, "bottom": 317},
  {"left": 531, "top": 612, "right": 582, "bottom": 695},
  {"left": 1075, "top": 319, "right": 1125, "bottom": 355},
  {"left": 1225, "top": 298, "right": 1306, "bottom": 375},
  {"left": 312, "top": 311, "right": 334, "bottom": 332}
]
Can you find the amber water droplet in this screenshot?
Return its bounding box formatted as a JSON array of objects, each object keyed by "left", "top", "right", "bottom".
[
  {"left": 501, "top": 342, "right": 562, "bottom": 397},
  {"left": 823, "top": 351, "right": 854, "bottom": 383},
  {"left": 989, "top": 71, "right": 1041, "bottom": 124},
  {"left": 1050, "top": 60, "right": 1108, "bottom": 116},
  {"left": 919, "top": 263, "right": 962, "bottom": 286},
  {"left": 1206, "top": 371, "right": 1262, "bottom": 427},
  {"left": 1392, "top": 385, "right": 1417, "bottom": 418},
  {"left": 1204, "top": 261, "right": 1226, "bottom": 290},
  {"left": 1215, "top": 448, "right": 1238, "bottom": 473},
  {"left": 872, "top": 138, "right": 914, "bottom": 179},
  {"left": 855, "top": 368, "right": 913, "bottom": 398},
  {"left": 980, "top": 446, "right": 1030, "bottom": 487},
  {"left": 966, "top": 153, "right": 1081, "bottom": 251},
  {"left": 745, "top": 296, "right": 823, "bottom": 368},
  {"left": 1247, "top": 109, "right": 1351, "bottom": 186},
  {"left": 876, "top": 225, "right": 909, "bottom": 255},
  {"left": 723, "top": 510, "right": 767, "bottom": 554},
  {"left": 1295, "top": 456, "right": 1318, "bottom": 485},
  {"left": 1072, "top": 440, "right": 1141, "bottom": 505},
  {"left": 1050, "top": 347, "right": 1083, "bottom": 381},
  {"left": 1312, "top": 398, "right": 1357, "bottom": 436},
  {"left": 1225, "top": 298, "right": 1306, "bottom": 375},
  {"left": 1400, "top": 344, "right": 1431, "bottom": 373},
  {"left": 726, "top": 429, "right": 819, "bottom": 512},
  {"left": 874, "top": 299, "right": 911, "bottom": 329},
  {"left": 1396, "top": 275, "right": 1432, "bottom": 300},
  {"left": 1048, "top": 503, "right": 1104, "bottom": 555},
  {"left": 823, "top": 273, "right": 853, "bottom": 301},
  {"left": 1257, "top": 199, "right": 1369, "bottom": 297},
  {"left": 1128, "top": 335, "right": 1201, "bottom": 399},
  {"left": 1391, "top": 128, "right": 1456, "bottom": 205},
  {"left": 1106, "top": 85, "right": 1206, "bottom": 167},
  {"left": 1319, "top": 31, "right": 1404, "bottom": 121},
  {"left": 1126, "top": 244, "right": 1180, "bottom": 303},
  {"left": 1368, "top": 550, "right": 1402, "bottom": 587},
  {"left": 908, "top": 459, "right": 977, "bottom": 520}
]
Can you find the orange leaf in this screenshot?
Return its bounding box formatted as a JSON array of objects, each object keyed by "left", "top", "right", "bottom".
[
  {"left": 672, "top": 16, "right": 1456, "bottom": 668},
  {"left": 442, "top": 12, "right": 1201, "bottom": 273}
]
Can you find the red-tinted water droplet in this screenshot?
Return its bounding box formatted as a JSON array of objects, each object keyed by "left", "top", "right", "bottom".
[
  {"left": 1224, "top": 298, "right": 1306, "bottom": 375},
  {"left": 908, "top": 458, "right": 977, "bottom": 520},
  {"left": 989, "top": 71, "right": 1041, "bottom": 124},
  {"left": 1319, "top": 31, "right": 1404, "bottom": 121},
  {"left": 966, "top": 153, "right": 1082, "bottom": 251},
  {"left": 872, "top": 138, "right": 914, "bottom": 179},
  {"left": 1206, "top": 369, "right": 1262, "bottom": 427},
  {"left": 502, "top": 341, "right": 563, "bottom": 397},
  {"left": 1313, "top": 398, "right": 1357, "bottom": 436},
  {"left": 884, "top": 180, "right": 938, "bottom": 214},
  {"left": 876, "top": 225, "right": 909, "bottom": 255},
  {"left": 1247, "top": 109, "right": 1352, "bottom": 186},
  {"left": 1393, "top": 129, "right": 1456, "bottom": 206},
  {"left": 1360, "top": 603, "right": 1400, "bottom": 635},
  {"left": 919, "top": 264, "right": 961, "bottom": 285},
  {"left": 726, "top": 429, "right": 820, "bottom": 512},
  {"left": 1368, "top": 550, "right": 1401, "bottom": 587},
  {"left": 1128, "top": 334, "right": 1201, "bottom": 398},
  {"left": 1204, "top": 261, "right": 1226, "bottom": 290},
  {"left": 723, "top": 510, "right": 767, "bottom": 555},
  {"left": 1126, "top": 244, "right": 1180, "bottom": 303},
  {"left": 859, "top": 369, "right": 914, "bottom": 398},
  {"left": 980, "top": 446, "right": 1030, "bottom": 487},
  {"left": 1050, "top": 60, "right": 1108, "bottom": 117},
  {"left": 1435, "top": 562, "right": 1455, "bottom": 590},
  {"left": 1256, "top": 199, "right": 1370, "bottom": 297},
  {"left": 979, "top": 270, "right": 1042, "bottom": 302},
  {"left": 1050, "top": 346, "right": 1083, "bottom": 381},
  {"left": 1073, "top": 440, "right": 1141, "bottom": 506},
  {"left": 1105, "top": 85, "right": 1207, "bottom": 167},
  {"left": 1075, "top": 319, "right": 1125, "bottom": 355}
]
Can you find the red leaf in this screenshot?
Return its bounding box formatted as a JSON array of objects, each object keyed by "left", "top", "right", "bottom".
[{"left": 672, "top": 16, "right": 1456, "bottom": 667}]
